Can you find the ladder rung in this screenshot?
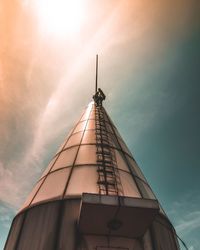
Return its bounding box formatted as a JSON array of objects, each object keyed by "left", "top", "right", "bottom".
[
  {"left": 97, "top": 165, "right": 115, "bottom": 170},
  {"left": 96, "top": 154, "right": 112, "bottom": 158},
  {"left": 96, "top": 124, "right": 106, "bottom": 128},
  {"left": 97, "top": 170, "right": 115, "bottom": 175},
  {"left": 97, "top": 159, "right": 112, "bottom": 164},
  {"left": 97, "top": 182, "right": 116, "bottom": 187},
  {"left": 96, "top": 151, "right": 111, "bottom": 156},
  {"left": 96, "top": 143, "right": 110, "bottom": 147}
]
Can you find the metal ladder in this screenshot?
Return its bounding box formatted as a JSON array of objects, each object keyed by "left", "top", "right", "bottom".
[{"left": 95, "top": 105, "right": 123, "bottom": 195}]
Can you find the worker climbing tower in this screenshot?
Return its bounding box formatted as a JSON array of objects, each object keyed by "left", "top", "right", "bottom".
[{"left": 4, "top": 56, "right": 180, "bottom": 250}]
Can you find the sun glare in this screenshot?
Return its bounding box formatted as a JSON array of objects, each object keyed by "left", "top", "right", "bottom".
[{"left": 35, "top": 0, "right": 84, "bottom": 36}]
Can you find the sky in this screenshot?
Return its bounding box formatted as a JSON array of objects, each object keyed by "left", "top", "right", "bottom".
[{"left": 0, "top": 0, "right": 200, "bottom": 249}]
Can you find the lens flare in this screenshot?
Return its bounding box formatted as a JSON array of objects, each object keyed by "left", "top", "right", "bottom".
[{"left": 35, "top": 0, "right": 84, "bottom": 37}]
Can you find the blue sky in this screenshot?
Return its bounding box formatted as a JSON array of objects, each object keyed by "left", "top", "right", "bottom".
[{"left": 0, "top": 0, "right": 199, "bottom": 249}]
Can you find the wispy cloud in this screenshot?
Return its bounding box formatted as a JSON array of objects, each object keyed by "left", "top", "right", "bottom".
[
  {"left": 0, "top": 162, "right": 23, "bottom": 207},
  {"left": 0, "top": 202, "right": 15, "bottom": 229},
  {"left": 168, "top": 192, "right": 200, "bottom": 249},
  {"left": 176, "top": 211, "right": 200, "bottom": 235}
]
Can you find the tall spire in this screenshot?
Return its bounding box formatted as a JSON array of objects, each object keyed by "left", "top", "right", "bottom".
[{"left": 93, "top": 55, "right": 106, "bottom": 106}]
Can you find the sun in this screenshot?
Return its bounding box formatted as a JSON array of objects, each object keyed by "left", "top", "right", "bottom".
[{"left": 35, "top": 0, "right": 84, "bottom": 37}]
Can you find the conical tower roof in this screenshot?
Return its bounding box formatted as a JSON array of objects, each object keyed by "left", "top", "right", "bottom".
[
  {"left": 5, "top": 87, "right": 180, "bottom": 250},
  {"left": 20, "top": 97, "right": 157, "bottom": 212}
]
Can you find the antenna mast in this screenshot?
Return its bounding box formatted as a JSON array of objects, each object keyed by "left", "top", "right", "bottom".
[
  {"left": 95, "top": 54, "right": 98, "bottom": 93},
  {"left": 93, "top": 54, "right": 106, "bottom": 106}
]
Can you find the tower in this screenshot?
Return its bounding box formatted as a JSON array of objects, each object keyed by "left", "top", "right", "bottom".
[{"left": 4, "top": 58, "right": 180, "bottom": 250}]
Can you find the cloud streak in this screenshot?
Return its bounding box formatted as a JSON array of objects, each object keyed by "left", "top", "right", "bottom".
[
  {"left": 168, "top": 192, "right": 200, "bottom": 249},
  {"left": 176, "top": 211, "right": 200, "bottom": 235}
]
